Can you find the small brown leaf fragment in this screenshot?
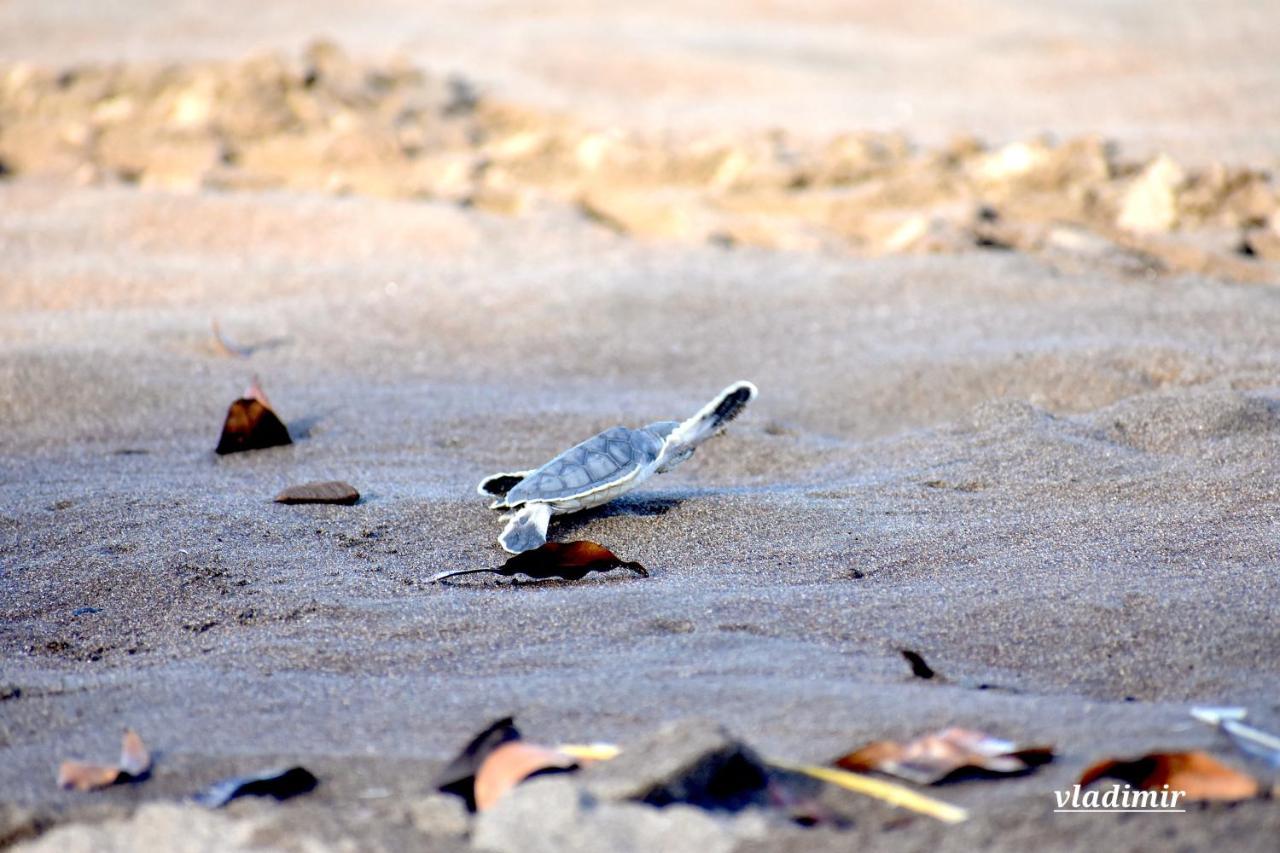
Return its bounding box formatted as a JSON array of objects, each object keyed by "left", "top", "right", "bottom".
[
  {"left": 57, "top": 761, "right": 122, "bottom": 792},
  {"left": 118, "top": 729, "right": 151, "bottom": 777},
  {"left": 1079, "top": 751, "right": 1259, "bottom": 802},
  {"left": 473, "top": 741, "right": 578, "bottom": 812},
  {"left": 431, "top": 540, "right": 648, "bottom": 583},
  {"left": 215, "top": 380, "right": 291, "bottom": 455},
  {"left": 834, "top": 728, "right": 1053, "bottom": 785},
  {"left": 901, "top": 649, "right": 936, "bottom": 680},
  {"left": 57, "top": 729, "right": 151, "bottom": 791},
  {"left": 274, "top": 481, "right": 360, "bottom": 505}
]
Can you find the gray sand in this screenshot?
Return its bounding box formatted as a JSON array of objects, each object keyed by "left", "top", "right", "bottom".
[
  {"left": 2, "top": 1, "right": 1280, "bottom": 849},
  {"left": 2, "top": 181, "right": 1278, "bottom": 848}
]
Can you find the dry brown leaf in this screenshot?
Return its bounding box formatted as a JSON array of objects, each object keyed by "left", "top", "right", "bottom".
[
  {"left": 474, "top": 741, "right": 578, "bottom": 812},
  {"left": 1079, "top": 751, "right": 1259, "bottom": 801},
  {"left": 435, "top": 717, "right": 522, "bottom": 812},
  {"left": 215, "top": 379, "right": 292, "bottom": 455},
  {"left": 436, "top": 717, "right": 580, "bottom": 812},
  {"left": 274, "top": 481, "right": 360, "bottom": 505},
  {"left": 118, "top": 729, "right": 151, "bottom": 777},
  {"left": 835, "top": 727, "right": 1053, "bottom": 785},
  {"left": 57, "top": 729, "right": 151, "bottom": 791},
  {"left": 431, "top": 540, "right": 648, "bottom": 583},
  {"left": 57, "top": 761, "right": 124, "bottom": 792}
]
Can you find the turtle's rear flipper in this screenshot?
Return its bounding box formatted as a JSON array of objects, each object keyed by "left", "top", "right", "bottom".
[
  {"left": 499, "top": 503, "right": 552, "bottom": 554},
  {"left": 477, "top": 470, "right": 535, "bottom": 499}
]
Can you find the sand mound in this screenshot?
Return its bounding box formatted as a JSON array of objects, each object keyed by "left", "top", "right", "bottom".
[
  {"left": 1, "top": 42, "right": 1278, "bottom": 282},
  {"left": 1099, "top": 388, "right": 1280, "bottom": 453}
]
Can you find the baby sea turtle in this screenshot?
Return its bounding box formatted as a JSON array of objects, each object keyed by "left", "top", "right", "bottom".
[{"left": 478, "top": 381, "right": 757, "bottom": 553}]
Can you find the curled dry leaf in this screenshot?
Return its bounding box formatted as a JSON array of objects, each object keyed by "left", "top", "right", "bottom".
[
  {"left": 435, "top": 716, "right": 523, "bottom": 812},
  {"left": 192, "top": 766, "right": 319, "bottom": 808},
  {"left": 834, "top": 727, "right": 1053, "bottom": 785},
  {"left": 1079, "top": 751, "right": 1259, "bottom": 801},
  {"left": 57, "top": 729, "right": 152, "bottom": 791},
  {"left": 436, "top": 717, "right": 580, "bottom": 812},
  {"left": 431, "top": 540, "right": 648, "bottom": 584},
  {"left": 215, "top": 378, "right": 292, "bottom": 455},
  {"left": 118, "top": 729, "right": 151, "bottom": 777},
  {"left": 473, "top": 741, "right": 578, "bottom": 811},
  {"left": 57, "top": 762, "right": 123, "bottom": 792},
  {"left": 274, "top": 480, "right": 360, "bottom": 505},
  {"left": 901, "top": 649, "right": 936, "bottom": 680}
]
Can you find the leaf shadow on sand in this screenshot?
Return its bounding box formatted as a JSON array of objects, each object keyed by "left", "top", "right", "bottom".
[{"left": 286, "top": 412, "right": 330, "bottom": 441}]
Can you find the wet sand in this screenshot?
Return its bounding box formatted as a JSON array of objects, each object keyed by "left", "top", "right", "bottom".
[{"left": 2, "top": 2, "right": 1280, "bottom": 850}]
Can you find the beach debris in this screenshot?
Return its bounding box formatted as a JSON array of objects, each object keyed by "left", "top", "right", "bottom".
[
  {"left": 479, "top": 381, "right": 756, "bottom": 553},
  {"left": 430, "top": 541, "right": 648, "bottom": 584},
  {"left": 901, "top": 649, "right": 936, "bottom": 680},
  {"left": 192, "top": 766, "right": 318, "bottom": 808},
  {"left": 475, "top": 742, "right": 579, "bottom": 812},
  {"left": 1191, "top": 707, "right": 1280, "bottom": 766},
  {"left": 1079, "top": 751, "right": 1258, "bottom": 801},
  {"left": 436, "top": 717, "right": 578, "bottom": 813},
  {"left": 834, "top": 727, "right": 1053, "bottom": 785},
  {"left": 210, "top": 319, "right": 250, "bottom": 358},
  {"left": 581, "top": 719, "right": 772, "bottom": 812},
  {"left": 214, "top": 378, "right": 292, "bottom": 455},
  {"left": 57, "top": 729, "right": 151, "bottom": 791},
  {"left": 780, "top": 762, "right": 969, "bottom": 823},
  {"left": 570, "top": 721, "right": 962, "bottom": 824},
  {"left": 274, "top": 481, "right": 360, "bottom": 505},
  {"left": 555, "top": 743, "right": 623, "bottom": 762}
]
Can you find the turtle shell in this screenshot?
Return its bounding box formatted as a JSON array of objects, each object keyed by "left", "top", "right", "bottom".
[{"left": 504, "top": 426, "right": 663, "bottom": 506}]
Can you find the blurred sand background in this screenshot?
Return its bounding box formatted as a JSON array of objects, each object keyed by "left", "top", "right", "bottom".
[
  {"left": 2, "top": 2, "right": 1279, "bottom": 851},
  {"left": 2, "top": 0, "right": 1279, "bottom": 163}
]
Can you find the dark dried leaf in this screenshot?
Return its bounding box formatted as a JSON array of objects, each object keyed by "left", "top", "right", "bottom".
[
  {"left": 57, "top": 729, "right": 151, "bottom": 791},
  {"left": 274, "top": 481, "right": 360, "bottom": 505},
  {"left": 901, "top": 649, "right": 936, "bottom": 680},
  {"left": 835, "top": 728, "right": 1053, "bottom": 785},
  {"left": 215, "top": 379, "right": 291, "bottom": 455},
  {"left": 192, "top": 766, "right": 318, "bottom": 808},
  {"left": 1079, "top": 751, "right": 1259, "bottom": 801},
  {"left": 435, "top": 716, "right": 522, "bottom": 811},
  {"left": 57, "top": 762, "right": 123, "bottom": 792},
  {"left": 431, "top": 541, "right": 648, "bottom": 584}
]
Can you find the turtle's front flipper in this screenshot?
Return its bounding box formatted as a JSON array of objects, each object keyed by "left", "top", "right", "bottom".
[
  {"left": 477, "top": 470, "right": 536, "bottom": 499},
  {"left": 498, "top": 503, "right": 552, "bottom": 554},
  {"left": 656, "top": 381, "right": 757, "bottom": 471}
]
